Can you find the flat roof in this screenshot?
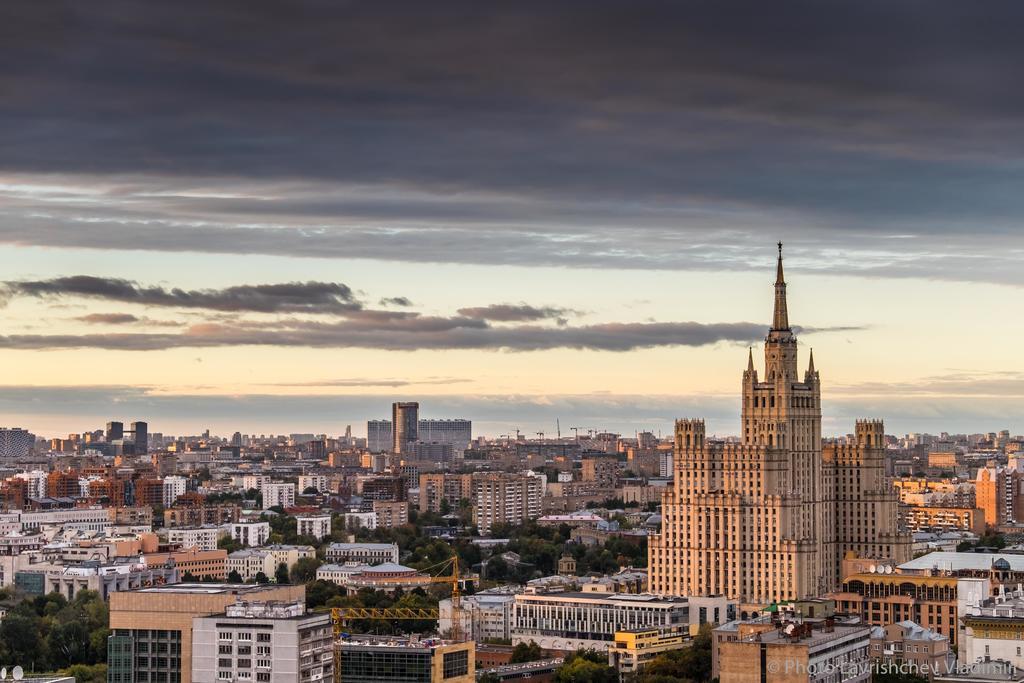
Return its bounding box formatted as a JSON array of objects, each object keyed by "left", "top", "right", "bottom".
[
  {"left": 133, "top": 582, "right": 290, "bottom": 594},
  {"left": 900, "top": 551, "right": 1024, "bottom": 572}
]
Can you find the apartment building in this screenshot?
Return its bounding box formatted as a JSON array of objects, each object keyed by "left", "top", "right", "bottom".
[
  {"left": 472, "top": 473, "right": 543, "bottom": 535},
  {"left": 324, "top": 542, "right": 398, "bottom": 565}
]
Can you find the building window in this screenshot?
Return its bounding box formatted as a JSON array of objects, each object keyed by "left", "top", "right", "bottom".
[{"left": 443, "top": 650, "right": 469, "bottom": 679}]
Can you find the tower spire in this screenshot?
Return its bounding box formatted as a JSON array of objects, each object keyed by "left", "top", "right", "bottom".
[
  {"left": 807, "top": 347, "right": 815, "bottom": 373},
  {"left": 747, "top": 346, "right": 754, "bottom": 373},
  {"left": 772, "top": 241, "right": 790, "bottom": 331}
]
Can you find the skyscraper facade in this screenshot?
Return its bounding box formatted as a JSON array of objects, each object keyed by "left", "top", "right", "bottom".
[
  {"left": 648, "top": 245, "right": 910, "bottom": 605},
  {"left": 391, "top": 401, "right": 419, "bottom": 454}
]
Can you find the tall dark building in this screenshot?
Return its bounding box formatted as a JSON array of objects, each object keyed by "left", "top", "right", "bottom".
[
  {"left": 391, "top": 401, "right": 419, "bottom": 454},
  {"left": 106, "top": 421, "right": 124, "bottom": 442},
  {"left": 130, "top": 421, "right": 148, "bottom": 455}
]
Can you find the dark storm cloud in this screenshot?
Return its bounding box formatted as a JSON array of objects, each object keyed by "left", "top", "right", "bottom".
[
  {"left": 1, "top": 2, "right": 1024, "bottom": 280},
  {"left": 456, "top": 304, "right": 578, "bottom": 322},
  {"left": 4, "top": 276, "right": 360, "bottom": 314}
]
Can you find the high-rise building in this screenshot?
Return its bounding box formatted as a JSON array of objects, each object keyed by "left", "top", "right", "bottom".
[
  {"left": 648, "top": 244, "right": 910, "bottom": 604},
  {"left": 0, "top": 428, "right": 35, "bottom": 457},
  {"left": 130, "top": 421, "right": 148, "bottom": 454},
  {"left": 472, "top": 472, "right": 544, "bottom": 535},
  {"left": 367, "top": 418, "right": 472, "bottom": 453},
  {"left": 106, "top": 421, "right": 124, "bottom": 442},
  {"left": 367, "top": 419, "right": 391, "bottom": 452},
  {"left": 392, "top": 401, "right": 419, "bottom": 454},
  {"left": 163, "top": 475, "right": 188, "bottom": 507},
  {"left": 260, "top": 482, "right": 296, "bottom": 510}
]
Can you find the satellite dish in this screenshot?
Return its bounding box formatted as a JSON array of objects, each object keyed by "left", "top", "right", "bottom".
[
  {"left": 12, "top": 666, "right": 22, "bottom": 680},
  {"left": 2, "top": 667, "right": 8, "bottom": 679}
]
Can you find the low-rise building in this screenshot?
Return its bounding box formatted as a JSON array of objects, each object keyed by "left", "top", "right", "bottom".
[
  {"left": 144, "top": 548, "right": 227, "bottom": 581},
  {"left": 870, "top": 621, "right": 952, "bottom": 679},
  {"left": 511, "top": 590, "right": 730, "bottom": 652},
  {"left": 609, "top": 627, "right": 690, "bottom": 676},
  {"left": 714, "top": 617, "right": 871, "bottom": 683},
  {"left": 227, "top": 549, "right": 276, "bottom": 582},
  {"left": 324, "top": 542, "right": 398, "bottom": 565},
  {"left": 166, "top": 526, "right": 223, "bottom": 552},
  {"left": 337, "top": 636, "right": 474, "bottom": 683}
]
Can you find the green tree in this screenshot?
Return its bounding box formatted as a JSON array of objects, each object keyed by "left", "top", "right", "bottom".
[
  {"left": 291, "top": 556, "right": 322, "bottom": 583},
  {"left": 511, "top": 640, "right": 543, "bottom": 663},
  {"left": 255, "top": 571, "right": 270, "bottom": 584},
  {"left": 227, "top": 569, "right": 243, "bottom": 583},
  {"left": 275, "top": 562, "right": 290, "bottom": 584},
  {"left": 554, "top": 650, "right": 617, "bottom": 683},
  {"left": 63, "top": 664, "right": 108, "bottom": 683}
]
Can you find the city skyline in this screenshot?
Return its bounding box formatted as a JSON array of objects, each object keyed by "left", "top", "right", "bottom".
[{"left": 3, "top": 3, "right": 1024, "bottom": 435}]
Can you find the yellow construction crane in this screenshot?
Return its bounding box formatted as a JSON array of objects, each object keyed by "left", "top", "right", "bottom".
[
  {"left": 330, "top": 555, "right": 462, "bottom": 637},
  {"left": 331, "top": 556, "right": 464, "bottom": 683}
]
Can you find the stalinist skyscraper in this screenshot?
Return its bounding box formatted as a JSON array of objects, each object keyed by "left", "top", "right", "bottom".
[{"left": 648, "top": 244, "right": 910, "bottom": 604}]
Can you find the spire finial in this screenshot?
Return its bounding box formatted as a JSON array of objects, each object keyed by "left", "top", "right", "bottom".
[
  {"left": 775, "top": 241, "right": 785, "bottom": 285},
  {"left": 747, "top": 346, "right": 754, "bottom": 372},
  {"left": 771, "top": 242, "right": 790, "bottom": 330},
  {"left": 808, "top": 347, "right": 815, "bottom": 373}
]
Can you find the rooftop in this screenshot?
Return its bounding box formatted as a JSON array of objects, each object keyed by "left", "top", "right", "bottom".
[
  {"left": 132, "top": 582, "right": 291, "bottom": 594},
  {"left": 900, "top": 551, "right": 1024, "bottom": 573}
]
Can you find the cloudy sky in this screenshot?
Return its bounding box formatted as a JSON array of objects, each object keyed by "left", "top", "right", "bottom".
[{"left": 2, "top": 1, "right": 1024, "bottom": 438}]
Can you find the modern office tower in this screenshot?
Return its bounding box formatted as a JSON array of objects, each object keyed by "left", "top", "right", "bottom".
[
  {"left": 337, "top": 636, "right": 474, "bottom": 683},
  {"left": 471, "top": 472, "right": 544, "bottom": 535},
  {"left": 392, "top": 401, "right": 419, "bottom": 454},
  {"left": 191, "top": 600, "right": 333, "bottom": 683},
  {"left": 648, "top": 245, "right": 910, "bottom": 604},
  {"left": 106, "top": 421, "right": 124, "bottom": 442},
  {"left": 130, "top": 421, "right": 148, "bottom": 454},
  {"left": 0, "top": 427, "right": 35, "bottom": 457},
  {"left": 163, "top": 475, "right": 188, "bottom": 507},
  {"left": 107, "top": 583, "right": 303, "bottom": 683}
]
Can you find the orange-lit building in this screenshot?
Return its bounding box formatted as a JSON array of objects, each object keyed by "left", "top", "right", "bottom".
[
  {"left": 47, "top": 471, "right": 81, "bottom": 498},
  {"left": 134, "top": 478, "right": 165, "bottom": 507},
  {"left": 143, "top": 547, "right": 228, "bottom": 580}
]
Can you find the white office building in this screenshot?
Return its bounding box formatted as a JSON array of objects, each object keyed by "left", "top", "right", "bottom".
[
  {"left": 191, "top": 600, "right": 332, "bottom": 683},
  {"left": 512, "top": 591, "right": 728, "bottom": 651}
]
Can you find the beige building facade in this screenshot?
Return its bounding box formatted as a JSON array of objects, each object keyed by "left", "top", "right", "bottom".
[{"left": 649, "top": 245, "right": 911, "bottom": 605}]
